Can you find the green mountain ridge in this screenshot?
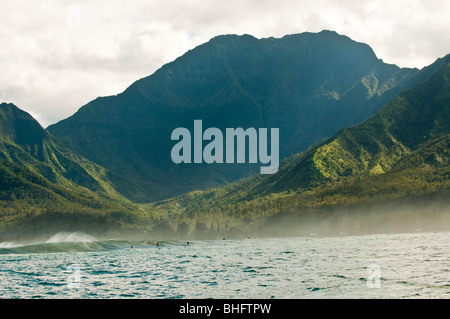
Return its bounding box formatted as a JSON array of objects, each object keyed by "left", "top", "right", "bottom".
[
  {"left": 47, "top": 30, "right": 445, "bottom": 202},
  {"left": 1, "top": 103, "right": 114, "bottom": 195},
  {"left": 261, "top": 54, "right": 450, "bottom": 195},
  {"left": 0, "top": 103, "right": 143, "bottom": 241}
]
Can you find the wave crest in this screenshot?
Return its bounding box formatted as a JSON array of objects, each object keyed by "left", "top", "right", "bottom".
[
  {"left": 0, "top": 233, "right": 175, "bottom": 255},
  {"left": 45, "top": 232, "right": 97, "bottom": 243}
]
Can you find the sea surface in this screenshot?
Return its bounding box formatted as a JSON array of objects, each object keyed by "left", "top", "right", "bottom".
[{"left": 0, "top": 231, "right": 449, "bottom": 299}]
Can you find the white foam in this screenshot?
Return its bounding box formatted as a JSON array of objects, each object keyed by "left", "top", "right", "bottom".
[
  {"left": 45, "top": 232, "right": 97, "bottom": 243},
  {"left": 0, "top": 241, "right": 19, "bottom": 248}
]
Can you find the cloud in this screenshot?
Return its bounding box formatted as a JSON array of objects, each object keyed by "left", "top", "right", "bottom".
[{"left": 0, "top": 0, "right": 449, "bottom": 126}]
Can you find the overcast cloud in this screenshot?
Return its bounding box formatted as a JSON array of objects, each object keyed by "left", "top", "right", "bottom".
[{"left": 0, "top": 0, "right": 449, "bottom": 126}]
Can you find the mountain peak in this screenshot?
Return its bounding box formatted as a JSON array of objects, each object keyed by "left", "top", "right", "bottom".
[
  {"left": 0, "top": 102, "right": 21, "bottom": 112},
  {"left": 0, "top": 102, "right": 48, "bottom": 146},
  {"left": 209, "top": 33, "right": 258, "bottom": 43}
]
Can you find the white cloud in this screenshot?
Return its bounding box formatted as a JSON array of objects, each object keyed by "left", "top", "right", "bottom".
[{"left": 0, "top": 0, "right": 449, "bottom": 126}]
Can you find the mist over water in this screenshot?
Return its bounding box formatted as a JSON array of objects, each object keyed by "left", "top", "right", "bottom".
[
  {"left": 253, "top": 201, "right": 450, "bottom": 239},
  {"left": 0, "top": 201, "right": 449, "bottom": 299},
  {"left": 0, "top": 231, "right": 448, "bottom": 299}
]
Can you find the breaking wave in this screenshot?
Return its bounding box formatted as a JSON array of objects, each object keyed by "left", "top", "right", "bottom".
[{"left": 0, "top": 232, "right": 169, "bottom": 255}]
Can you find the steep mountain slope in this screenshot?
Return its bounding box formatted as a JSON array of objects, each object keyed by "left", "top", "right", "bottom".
[
  {"left": 255, "top": 54, "right": 450, "bottom": 195},
  {"left": 0, "top": 103, "right": 142, "bottom": 240},
  {"left": 0, "top": 103, "right": 114, "bottom": 195},
  {"left": 0, "top": 156, "right": 137, "bottom": 240},
  {"left": 149, "top": 55, "right": 450, "bottom": 236},
  {"left": 48, "top": 31, "right": 445, "bottom": 202}
]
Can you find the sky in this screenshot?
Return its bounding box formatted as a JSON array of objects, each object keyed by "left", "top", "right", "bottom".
[{"left": 0, "top": 0, "right": 449, "bottom": 127}]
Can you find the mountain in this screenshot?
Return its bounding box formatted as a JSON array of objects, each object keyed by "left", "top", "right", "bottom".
[
  {"left": 253, "top": 54, "right": 450, "bottom": 195},
  {"left": 48, "top": 30, "right": 445, "bottom": 202},
  {"left": 1, "top": 32, "right": 449, "bottom": 240},
  {"left": 149, "top": 55, "right": 450, "bottom": 237},
  {"left": 0, "top": 103, "right": 122, "bottom": 196},
  {"left": 0, "top": 103, "right": 142, "bottom": 240}
]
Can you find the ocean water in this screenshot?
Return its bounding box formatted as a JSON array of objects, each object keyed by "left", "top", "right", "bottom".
[{"left": 0, "top": 231, "right": 449, "bottom": 299}]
